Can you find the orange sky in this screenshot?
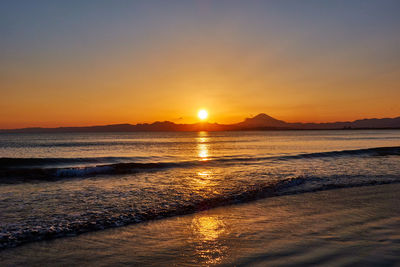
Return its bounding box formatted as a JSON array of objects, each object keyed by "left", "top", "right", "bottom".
[{"left": 1, "top": 1, "right": 399, "bottom": 129}]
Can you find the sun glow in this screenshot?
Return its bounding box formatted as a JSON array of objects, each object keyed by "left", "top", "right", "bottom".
[{"left": 198, "top": 109, "right": 208, "bottom": 121}]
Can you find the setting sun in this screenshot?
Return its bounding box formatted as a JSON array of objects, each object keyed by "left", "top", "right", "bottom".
[{"left": 198, "top": 109, "right": 208, "bottom": 121}]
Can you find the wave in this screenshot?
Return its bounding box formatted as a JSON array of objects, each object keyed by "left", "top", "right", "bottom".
[
  {"left": 0, "top": 161, "right": 187, "bottom": 183},
  {"left": 273, "top": 145, "right": 400, "bottom": 160},
  {"left": 0, "top": 156, "right": 159, "bottom": 168},
  {"left": 1, "top": 175, "right": 399, "bottom": 250},
  {"left": 0, "top": 146, "right": 399, "bottom": 183}
]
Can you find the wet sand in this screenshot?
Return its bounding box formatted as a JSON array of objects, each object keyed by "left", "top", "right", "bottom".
[{"left": 1, "top": 183, "right": 399, "bottom": 266}]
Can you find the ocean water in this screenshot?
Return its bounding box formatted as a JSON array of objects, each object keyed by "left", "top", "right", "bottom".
[{"left": 0, "top": 130, "right": 399, "bottom": 252}]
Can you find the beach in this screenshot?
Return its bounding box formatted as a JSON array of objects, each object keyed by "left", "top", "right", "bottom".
[{"left": 1, "top": 183, "right": 399, "bottom": 266}]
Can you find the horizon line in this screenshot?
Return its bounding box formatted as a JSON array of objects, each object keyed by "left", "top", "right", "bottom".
[{"left": 1, "top": 113, "right": 400, "bottom": 131}]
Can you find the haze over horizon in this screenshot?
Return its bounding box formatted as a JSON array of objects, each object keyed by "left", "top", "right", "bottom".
[
  {"left": 1, "top": 0, "right": 400, "bottom": 129},
  {"left": 2, "top": 112, "right": 400, "bottom": 132}
]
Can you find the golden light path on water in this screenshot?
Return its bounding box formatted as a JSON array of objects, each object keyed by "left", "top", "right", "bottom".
[
  {"left": 191, "top": 131, "right": 228, "bottom": 264},
  {"left": 197, "top": 131, "right": 209, "bottom": 161},
  {"left": 191, "top": 214, "right": 228, "bottom": 265},
  {"left": 192, "top": 131, "right": 215, "bottom": 192}
]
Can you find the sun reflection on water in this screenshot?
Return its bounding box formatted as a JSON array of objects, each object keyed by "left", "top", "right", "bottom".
[
  {"left": 188, "top": 170, "right": 218, "bottom": 197},
  {"left": 191, "top": 214, "right": 228, "bottom": 264},
  {"left": 192, "top": 215, "right": 225, "bottom": 241},
  {"left": 198, "top": 144, "right": 209, "bottom": 160},
  {"left": 191, "top": 132, "right": 228, "bottom": 264},
  {"left": 194, "top": 171, "right": 212, "bottom": 185},
  {"left": 197, "top": 131, "right": 210, "bottom": 161}
]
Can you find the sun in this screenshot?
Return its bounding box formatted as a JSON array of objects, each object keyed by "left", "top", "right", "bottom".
[{"left": 198, "top": 109, "right": 208, "bottom": 121}]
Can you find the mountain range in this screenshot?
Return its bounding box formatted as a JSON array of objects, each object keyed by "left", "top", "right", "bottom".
[{"left": 1, "top": 113, "right": 400, "bottom": 133}]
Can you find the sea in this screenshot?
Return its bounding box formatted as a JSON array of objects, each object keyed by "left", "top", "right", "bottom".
[{"left": 0, "top": 130, "right": 399, "bottom": 265}]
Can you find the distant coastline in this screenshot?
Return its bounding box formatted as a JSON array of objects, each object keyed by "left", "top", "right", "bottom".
[{"left": 1, "top": 113, "right": 400, "bottom": 133}]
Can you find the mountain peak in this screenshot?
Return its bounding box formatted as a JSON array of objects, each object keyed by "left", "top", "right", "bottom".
[
  {"left": 252, "top": 113, "right": 275, "bottom": 120},
  {"left": 239, "top": 113, "right": 287, "bottom": 128}
]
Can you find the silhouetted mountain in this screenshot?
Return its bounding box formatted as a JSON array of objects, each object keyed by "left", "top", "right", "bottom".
[
  {"left": 285, "top": 117, "right": 400, "bottom": 130},
  {"left": 1, "top": 114, "right": 399, "bottom": 133},
  {"left": 352, "top": 117, "right": 400, "bottom": 128},
  {"left": 235, "top": 113, "right": 287, "bottom": 128}
]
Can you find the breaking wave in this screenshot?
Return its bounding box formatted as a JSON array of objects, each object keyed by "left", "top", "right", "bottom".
[
  {"left": 0, "top": 146, "right": 399, "bottom": 183},
  {"left": 1, "top": 174, "right": 399, "bottom": 250}
]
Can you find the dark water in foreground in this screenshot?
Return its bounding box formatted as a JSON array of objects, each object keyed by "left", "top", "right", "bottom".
[
  {"left": 1, "top": 184, "right": 398, "bottom": 266},
  {"left": 0, "top": 130, "right": 399, "bottom": 263}
]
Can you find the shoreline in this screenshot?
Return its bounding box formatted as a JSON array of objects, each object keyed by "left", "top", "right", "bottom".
[
  {"left": 1, "top": 183, "right": 399, "bottom": 266},
  {"left": 1, "top": 178, "right": 398, "bottom": 250}
]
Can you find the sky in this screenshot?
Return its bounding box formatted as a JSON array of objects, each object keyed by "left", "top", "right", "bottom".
[{"left": 1, "top": 0, "right": 399, "bottom": 128}]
